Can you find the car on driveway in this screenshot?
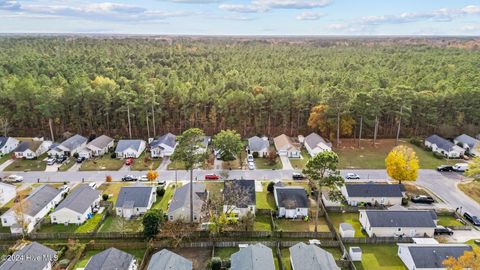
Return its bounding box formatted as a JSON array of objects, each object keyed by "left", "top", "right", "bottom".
[
  {"left": 292, "top": 172, "right": 305, "bottom": 180},
  {"left": 247, "top": 155, "right": 254, "bottom": 162},
  {"left": 345, "top": 173, "right": 360, "bottom": 179},
  {"left": 434, "top": 225, "right": 454, "bottom": 236},
  {"left": 463, "top": 212, "right": 480, "bottom": 226},
  {"left": 121, "top": 175, "right": 138, "bottom": 182},
  {"left": 46, "top": 158, "right": 56, "bottom": 166},
  {"left": 248, "top": 162, "right": 255, "bottom": 170},
  {"left": 411, "top": 195, "right": 434, "bottom": 204},
  {"left": 453, "top": 163, "right": 469, "bottom": 172},
  {"left": 436, "top": 165, "right": 454, "bottom": 172},
  {"left": 56, "top": 155, "right": 67, "bottom": 164},
  {"left": 205, "top": 174, "right": 219, "bottom": 180},
  {"left": 76, "top": 157, "right": 86, "bottom": 163},
  {"left": 3, "top": 175, "right": 23, "bottom": 183},
  {"left": 125, "top": 158, "right": 134, "bottom": 166}
]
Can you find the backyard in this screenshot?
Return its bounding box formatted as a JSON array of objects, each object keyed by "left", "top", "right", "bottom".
[
  {"left": 274, "top": 217, "right": 329, "bottom": 232},
  {"left": 80, "top": 156, "right": 124, "bottom": 171},
  {"left": 328, "top": 212, "right": 366, "bottom": 237},
  {"left": 437, "top": 215, "right": 465, "bottom": 227},
  {"left": 38, "top": 213, "right": 104, "bottom": 233},
  {"left": 256, "top": 182, "right": 276, "bottom": 210},
  {"left": 458, "top": 181, "right": 480, "bottom": 205},
  {"left": 289, "top": 149, "right": 310, "bottom": 170},
  {"left": 4, "top": 154, "right": 48, "bottom": 171},
  {"left": 97, "top": 216, "right": 143, "bottom": 232},
  {"left": 152, "top": 183, "right": 181, "bottom": 212},
  {"left": 350, "top": 244, "right": 407, "bottom": 270},
  {"left": 254, "top": 213, "right": 272, "bottom": 231},
  {"left": 74, "top": 248, "right": 147, "bottom": 269},
  {"left": 213, "top": 247, "right": 238, "bottom": 259},
  {"left": 130, "top": 153, "right": 162, "bottom": 171}
]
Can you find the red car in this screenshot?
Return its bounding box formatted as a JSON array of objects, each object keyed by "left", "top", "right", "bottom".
[
  {"left": 125, "top": 158, "right": 134, "bottom": 166},
  {"left": 205, "top": 174, "right": 219, "bottom": 180}
]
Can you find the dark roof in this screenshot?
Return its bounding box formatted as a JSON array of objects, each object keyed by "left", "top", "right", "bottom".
[
  {"left": 455, "top": 134, "right": 479, "bottom": 148},
  {"left": 54, "top": 185, "right": 100, "bottom": 214},
  {"left": 345, "top": 184, "right": 404, "bottom": 198},
  {"left": 408, "top": 245, "right": 472, "bottom": 268},
  {"left": 60, "top": 134, "right": 87, "bottom": 150},
  {"left": 150, "top": 133, "right": 176, "bottom": 149},
  {"left": 15, "top": 185, "right": 61, "bottom": 217},
  {"left": 363, "top": 210, "right": 437, "bottom": 228},
  {"left": 224, "top": 180, "right": 256, "bottom": 207},
  {"left": 15, "top": 141, "right": 42, "bottom": 152},
  {"left": 425, "top": 134, "right": 456, "bottom": 151},
  {"left": 248, "top": 136, "right": 269, "bottom": 152},
  {"left": 231, "top": 244, "right": 275, "bottom": 270},
  {"left": 275, "top": 187, "right": 308, "bottom": 209},
  {"left": 147, "top": 249, "right": 192, "bottom": 270},
  {"left": 289, "top": 242, "right": 340, "bottom": 270},
  {"left": 115, "top": 140, "right": 144, "bottom": 152},
  {"left": 304, "top": 132, "right": 332, "bottom": 150},
  {"left": 0, "top": 242, "right": 56, "bottom": 270},
  {"left": 168, "top": 183, "right": 206, "bottom": 215},
  {"left": 115, "top": 186, "right": 155, "bottom": 208},
  {"left": 88, "top": 135, "right": 114, "bottom": 149},
  {"left": 85, "top": 248, "right": 134, "bottom": 270},
  {"left": 0, "top": 137, "right": 8, "bottom": 148}
]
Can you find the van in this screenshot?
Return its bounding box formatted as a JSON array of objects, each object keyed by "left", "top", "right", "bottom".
[{"left": 453, "top": 163, "right": 469, "bottom": 172}]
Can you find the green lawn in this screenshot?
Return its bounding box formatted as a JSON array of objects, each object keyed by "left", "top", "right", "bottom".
[
  {"left": 0, "top": 225, "right": 11, "bottom": 233},
  {"left": 289, "top": 149, "right": 310, "bottom": 170},
  {"left": 152, "top": 184, "right": 181, "bottom": 212},
  {"left": 80, "top": 156, "right": 124, "bottom": 171},
  {"left": 167, "top": 160, "right": 186, "bottom": 170},
  {"left": 437, "top": 215, "right": 464, "bottom": 227},
  {"left": 256, "top": 182, "right": 276, "bottom": 210},
  {"left": 254, "top": 213, "right": 272, "bottom": 231},
  {"left": 130, "top": 153, "right": 162, "bottom": 171},
  {"left": 254, "top": 156, "right": 282, "bottom": 170},
  {"left": 4, "top": 154, "right": 47, "bottom": 171},
  {"left": 275, "top": 217, "right": 329, "bottom": 232},
  {"left": 98, "top": 183, "right": 130, "bottom": 203},
  {"left": 328, "top": 212, "right": 366, "bottom": 238},
  {"left": 38, "top": 213, "right": 104, "bottom": 233},
  {"left": 351, "top": 244, "right": 406, "bottom": 270},
  {"left": 58, "top": 158, "right": 76, "bottom": 171},
  {"left": 214, "top": 247, "right": 238, "bottom": 259},
  {"left": 0, "top": 154, "right": 11, "bottom": 165},
  {"left": 278, "top": 248, "right": 292, "bottom": 270},
  {"left": 98, "top": 216, "right": 143, "bottom": 232}
]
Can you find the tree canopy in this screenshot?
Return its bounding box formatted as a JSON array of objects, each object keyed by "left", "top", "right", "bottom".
[{"left": 385, "top": 145, "right": 419, "bottom": 183}]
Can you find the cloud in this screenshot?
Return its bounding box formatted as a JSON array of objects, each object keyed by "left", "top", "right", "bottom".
[
  {"left": 163, "top": 0, "right": 222, "bottom": 3},
  {"left": 296, "top": 11, "right": 325, "bottom": 20},
  {"left": 462, "top": 5, "right": 480, "bottom": 15},
  {"left": 0, "top": 0, "right": 20, "bottom": 11},
  {"left": 461, "top": 24, "right": 480, "bottom": 32},
  {"left": 220, "top": 0, "right": 330, "bottom": 13}
]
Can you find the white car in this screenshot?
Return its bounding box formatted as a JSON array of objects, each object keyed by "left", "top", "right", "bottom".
[
  {"left": 247, "top": 155, "right": 254, "bottom": 162},
  {"left": 46, "top": 158, "right": 56, "bottom": 166},
  {"left": 139, "top": 175, "right": 149, "bottom": 182},
  {"left": 345, "top": 173, "right": 360, "bottom": 179},
  {"left": 453, "top": 163, "right": 469, "bottom": 172},
  {"left": 4, "top": 175, "right": 23, "bottom": 182},
  {"left": 248, "top": 162, "right": 255, "bottom": 170}
]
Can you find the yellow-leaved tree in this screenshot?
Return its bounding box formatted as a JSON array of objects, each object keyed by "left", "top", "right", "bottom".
[
  {"left": 385, "top": 145, "right": 419, "bottom": 184},
  {"left": 147, "top": 169, "right": 159, "bottom": 182},
  {"left": 443, "top": 247, "right": 480, "bottom": 270}
]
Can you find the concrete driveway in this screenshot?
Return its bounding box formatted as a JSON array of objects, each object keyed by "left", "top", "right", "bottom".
[
  {"left": 67, "top": 162, "right": 82, "bottom": 172},
  {"left": 158, "top": 157, "right": 171, "bottom": 170},
  {"left": 0, "top": 160, "right": 14, "bottom": 171},
  {"left": 279, "top": 156, "right": 293, "bottom": 170},
  {"left": 45, "top": 163, "right": 61, "bottom": 172}
]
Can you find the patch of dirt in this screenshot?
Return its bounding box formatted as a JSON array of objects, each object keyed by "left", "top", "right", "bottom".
[{"left": 173, "top": 247, "right": 212, "bottom": 270}]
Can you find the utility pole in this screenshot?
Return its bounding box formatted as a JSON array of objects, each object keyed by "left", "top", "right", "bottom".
[{"left": 395, "top": 106, "right": 403, "bottom": 145}]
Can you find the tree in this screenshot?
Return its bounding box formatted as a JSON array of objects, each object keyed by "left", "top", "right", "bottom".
[
  {"left": 385, "top": 145, "right": 419, "bottom": 184},
  {"left": 443, "top": 247, "right": 480, "bottom": 270},
  {"left": 142, "top": 209, "right": 164, "bottom": 239},
  {"left": 302, "top": 151, "right": 344, "bottom": 234},
  {"left": 212, "top": 129, "right": 243, "bottom": 164},
  {"left": 325, "top": 87, "right": 351, "bottom": 147},
  {"left": 160, "top": 220, "right": 196, "bottom": 247},
  {"left": 267, "top": 181, "right": 275, "bottom": 193},
  {"left": 465, "top": 146, "right": 480, "bottom": 180},
  {"left": 12, "top": 199, "right": 31, "bottom": 237},
  {"left": 265, "top": 149, "right": 278, "bottom": 165},
  {"left": 147, "top": 169, "right": 159, "bottom": 182}
]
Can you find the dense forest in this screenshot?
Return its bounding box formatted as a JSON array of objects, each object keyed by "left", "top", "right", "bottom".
[{"left": 0, "top": 37, "right": 479, "bottom": 142}]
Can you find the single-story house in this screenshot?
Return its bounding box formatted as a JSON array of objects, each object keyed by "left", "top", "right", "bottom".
[
  {"left": 48, "top": 134, "right": 88, "bottom": 157},
  {"left": 0, "top": 242, "right": 57, "bottom": 270},
  {"left": 223, "top": 180, "right": 256, "bottom": 217},
  {"left": 304, "top": 132, "right": 332, "bottom": 157},
  {"left": 247, "top": 136, "right": 269, "bottom": 157},
  {"left": 115, "top": 186, "right": 156, "bottom": 219},
  {"left": 397, "top": 244, "right": 472, "bottom": 270},
  {"left": 425, "top": 134, "right": 464, "bottom": 158},
  {"left": 168, "top": 183, "right": 207, "bottom": 222},
  {"left": 147, "top": 249, "right": 192, "bottom": 270},
  {"left": 341, "top": 183, "right": 405, "bottom": 206},
  {"left": 115, "top": 139, "right": 146, "bottom": 159},
  {"left": 196, "top": 136, "right": 211, "bottom": 154},
  {"left": 273, "top": 134, "right": 301, "bottom": 158},
  {"left": 359, "top": 210, "right": 437, "bottom": 237},
  {"left": 0, "top": 182, "right": 16, "bottom": 208},
  {"left": 85, "top": 247, "right": 137, "bottom": 270},
  {"left": 78, "top": 135, "right": 114, "bottom": 159},
  {"left": 274, "top": 185, "right": 308, "bottom": 219},
  {"left": 51, "top": 185, "right": 101, "bottom": 225},
  {"left": 0, "top": 136, "right": 19, "bottom": 156},
  {"left": 289, "top": 242, "right": 340, "bottom": 270},
  {"left": 1, "top": 184, "right": 63, "bottom": 233},
  {"left": 150, "top": 133, "right": 177, "bottom": 158},
  {"left": 14, "top": 140, "right": 52, "bottom": 159},
  {"left": 454, "top": 134, "right": 480, "bottom": 156},
  {"left": 231, "top": 243, "right": 275, "bottom": 270}
]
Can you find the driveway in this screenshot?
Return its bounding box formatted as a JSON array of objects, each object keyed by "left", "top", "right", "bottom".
[
  {"left": 279, "top": 156, "right": 293, "bottom": 170},
  {"left": 118, "top": 164, "right": 131, "bottom": 172},
  {"left": 157, "top": 157, "right": 171, "bottom": 170},
  {"left": 45, "top": 164, "right": 61, "bottom": 172},
  {"left": 0, "top": 159, "right": 14, "bottom": 171},
  {"left": 67, "top": 162, "right": 82, "bottom": 172}
]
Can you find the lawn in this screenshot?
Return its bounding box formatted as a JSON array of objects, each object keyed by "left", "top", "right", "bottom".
[
  {"left": 403, "top": 183, "right": 432, "bottom": 197},
  {"left": 328, "top": 212, "right": 366, "bottom": 238},
  {"left": 167, "top": 160, "right": 186, "bottom": 170},
  {"left": 351, "top": 244, "right": 407, "bottom": 270},
  {"left": 437, "top": 215, "right": 464, "bottom": 227},
  {"left": 256, "top": 182, "right": 276, "bottom": 210},
  {"left": 254, "top": 156, "right": 282, "bottom": 170},
  {"left": 97, "top": 216, "right": 143, "bottom": 232},
  {"left": 98, "top": 183, "right": 130, "bottom": 203},
  {"left": 289, "top": 149, "right": 310, "bottom": 170},
  {"left": 80, "top": 155, "right": 124, "bottom": 171},
  {"left": 254, "top": 213, "right": 272, "bottom": 231},
  {"left": 130, "top": 153, "right": 162, "bottom": 171},
  {"left": 152, "top": 184, "right": 181, "bottom": 212},
  {"left": 38, "top": 214, "right": 104, "bottom": 233},
  {"left": 458, "top": 181, "right": 480, "bottom": 205},
  {"left": 278, "top": 248, "right": 292, "bottom": 270},
  {"left": 58, "top": 158, "right": 76, "bottom": 172},
  {"left": 4, "top": 154, "right": 48, "bottom": 171},
  {"left": 0, "top": 154, "right": 11, "bottom": 166},
  {"left": 275, "top": 217, "right": 329, "bottom": 232},
  {"left": 214, "top": 247, "right": 238, "bottom": 259}
]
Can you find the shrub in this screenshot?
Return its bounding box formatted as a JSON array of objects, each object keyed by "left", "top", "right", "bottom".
[
  {"left": 409, "top": 137, "right": 422, "bottom": 147},
  {"left": 433, "top": 152, "right": 445, "bottom": 159},
  {"left": 73, "top": 152, "right": 79, "bottom": 159},
  {"left": 210, "top": 257, "right": 222, "bottom": 270},
  {"left": 105, "top": 175, "right": 112, "bottom": 182},
  {"left": 222, "top": 258, "right": 231, "bottom": 269},
  {"left": 110, "top": 152, "right": 117, "bottom": 159},
  {"left": 252, "top": 151, "right": 259, "bottom": 158},
  {"left": 102, "top": 194, "right": 109, "bottom": 201},
  {"left": 157, "top": 187, "right": 165, "bottom": 197},
  {"left": 267, "top": 181, "right": 275, "bottom": 193},
  {"left": 401, "top": 197, "right": 409, "bottom": 206}
]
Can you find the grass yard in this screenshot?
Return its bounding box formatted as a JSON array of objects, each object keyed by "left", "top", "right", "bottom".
[
  {"left": 351, "top": 244, "right": 407, "bottom": 270},
  {"left": 328, "top": 212, "right": 366, "bottom": 238},
  {"left": 256, "top": 182, "right": 276, "bottom": 210},
  {"left": 458, "top": 181, "right": 480, "bottom": 205},
  {"left": 275, "top": 217, "right": 329, "bottom": 232},
  {"left": 437, "top": 215, "right": 464, "bottom": 227},
  {"left": 254, "top": 213, "right": 272, "bottom": 231},
  {"left": 254, "top": 156, "right": 282, "bottom": 170},
  {"left": 0, "top": 154, "right": 11, "bottom": 165},
  {"left": 98, "top": 183, "right": 130, "bottom": 203},
  {"left": 214, "top": 247, "right": 238, "bottom": 259},
  {"left": 167, "top": 160, "right": 186, "bottom": 170},
  {"left": 130, "top": 153, "right": 162, "bottom": 171},
  {"left": 4, "top": 154, "right": 48, "bottom": 171},
  {"left": 402, "top": 183, "right": 432, "bottom": 197},
  {"left": 80, "top": 156, "right": 124, "bottom": 171},
  {"left": 278, "top": 248, "right": 292, "bottom": 270},
  {"left": 57, "top": 158, "right": 76, "bottom": 171},
  {"left": 152, "top": 183, "right": 181, "bottom": 212},
  {"left": 38, "top": 214, "right": 104, "bottom": 233},
  {"left": 98, "top": 216, "right": 143, "bottom": 232},
  {"left": 289, "top": 149, "right": 310, "bottom": 170},
  {"left": 0, "top": 225, "right": 11, "bottom": 233}
]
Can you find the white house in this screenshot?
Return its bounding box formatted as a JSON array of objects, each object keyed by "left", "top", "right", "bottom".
[
  {"left": 231, "top": 244, "right": 275, "bottom": 270},
  {"left": 0, "top": 182, "right": 16, "bottom": 208},
  {"left": 397, "top": 244, "right": 472, "bottom": 270},
  {"left": 425, "top": 134, "right": 464, "bottom": 158},
  {"left": 14, "top": 140, "right": 52, "bottom": 159},
  {"left": 50, "top": 185, "right": 101, "bottom": 225},
  {"left": 0, "top": 242, "right": 57, "bottom": 270},
  {"left": 359, "top": 210, "right": 437, "bottom": 237},
  {"left": 48, "top": 134, "right": 88, "bottom": 157},
  {"left": 115, "top": 186, "right": 156, "bottom": 219},
  {"left": 247, "top": 136, "right": 269, "bottom": 157},
  {"left": 289, "top": 242, "right": 340, "bottom": 270},
  {"left": 85, "top": 248, "right": 137, "bottom": 270},
  {"left": 223, "top": 180, "right": 256, "bottom": 217},
  {"left": 0, "top": 137, "right": 19, "bottom": 156},
  {"left": 273, "top": 134, "right": 301, "bottom": 158},
  {"left": 341, "top": 183, "right": 405, "bottom": 206},
  {"left": 303, "top": 132, "right": 332, "bottom": 157},
  {"left": 454, "top": 134, "right": 480, "bottom": 156},
  {"left": 168, "top": 183, "right": 207, "bottom": 222},
  {"left": 115, "top": 139, "right": 146, "bottom": 159},
  {"left": 274, "top": 184, "right": 309, "bottom": 219},
  {"left": 1, "top": 184, "right": 63, "bottom": 233},
  {"left": 150, "top": 133, "right": 177, "bottom": 158},
  {"left": 78, "top": 135, "right": 114, "bottom": 159}
]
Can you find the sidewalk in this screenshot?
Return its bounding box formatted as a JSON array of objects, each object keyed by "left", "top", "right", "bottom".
[{"left": 0, "top": 160, "right": 14, "bottom": 172}]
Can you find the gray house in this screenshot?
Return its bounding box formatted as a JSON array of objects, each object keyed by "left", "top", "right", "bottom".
[
  {"left": 274, "top": 186, "right": 309, "bottom": 219},
  {"left": 150, "top": 133, "right": 177, "bottom": 158},
  {"left": 167, "top": 183, "right": 207, "bottom": 222},
  {"left": 48, "top": 134, "right": 88, "bottom": 157},
  {"left": 424, "top": 134, "right": 464, "bottom": 158},
  {"left": 359, "top": 210, "right": 437, "bottom": 237},
  {"left": 115, "top": 186, "right": 156, "bottom": 219},
  {"left": 147, "top": 249, "right": 192, "bottom": 270},
  {"left": 289, "top": 242, "right": 340, "bottom": 270},
  {"left": 304, "top": 132, "right": 332, "bottom": 157},
  {"left": 247, "top": 136, "right": 269, "bottom": 157},
  {"left": 230, "top": 243, "right": 275, "bottom": 270},
  {"left": 79, "top": 135, "right": 114, "bottom": 159},
  {"left": 51, "top": 185, "right": 101, "bottom": 224},
  {"left": 115, "top": 139, "right": 146, "bottom": 159},
  {"left": 397, "top": 244, "right": 472, "bottom": 270},
  {"left": 341, "top": 183, "right": 405, "bottom": 206},
  {"left": 0, "top": 242, "right": 56, "bottom": 270},
  {"left": 454, "top": 134, "right": 480, "bottom": 156},
  {"left": 85, "top": 247, "right": 136, "bottom": 270}
]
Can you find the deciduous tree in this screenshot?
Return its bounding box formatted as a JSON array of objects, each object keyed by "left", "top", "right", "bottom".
[{"left": 385, "top": 145, "right": 419, "bottom": 184}]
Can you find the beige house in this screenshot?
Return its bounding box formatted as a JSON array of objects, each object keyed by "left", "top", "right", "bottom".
[
  {"left": 273, "top": 134, "right": 301, "bottom": 158},
  {"left": 359, "top": 210, "right": 437, "bottom": 237}
]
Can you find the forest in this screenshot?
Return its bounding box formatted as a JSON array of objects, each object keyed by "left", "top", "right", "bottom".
[{"left": 0, "top": 36, "right": 479, "bottom": 142}]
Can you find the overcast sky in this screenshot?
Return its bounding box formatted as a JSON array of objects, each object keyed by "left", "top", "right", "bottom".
[{"left": 0, "top": 0, "right": 479, "bottom": 35}]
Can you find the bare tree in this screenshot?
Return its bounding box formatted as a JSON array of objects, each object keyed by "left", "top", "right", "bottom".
[
  {"left": 0, "top": 117, "right": 12, "bottom": 137},
  {"left": 12, "top": 200, "right": 31, "bottom": 237},
  {"left": 160, "top": 220, "right": 196, "bottom": 248}
]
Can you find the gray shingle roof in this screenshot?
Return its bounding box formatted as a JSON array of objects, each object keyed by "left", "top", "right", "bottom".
[
  {"left": 0, "top": 137, "right": 8, "bottom": 149},
  {"left": 289, "top": 243, "right": 340, "bottom": 270},
  {"left": 304, "top": 132, "right": 332, "bottom": 150},
  {"left": 19, "top": 185, "right": 61, "bottom": 217},
  {"left": 407, "top": 245, "right": 472, "bottom": 268},
  {"left": 115, "top": 139, "right": 144, "bottom": 152},
  {"left": 425, "top": 134, "right": 456, "bottom": 152},
  {"left": 168, "top": 183, "right": 206, "bottom": 215},
  {"left": 455, "top": 134, "right": 479, "bottom": 149},
  {"left": 150, "top": 133, "right": 176, "bottom": 149},
  {"left": 115, "top": 186, "right": 155, "bottom": 208},
  {"left": 340, "top": 223, "right": 354, "bottom": 232},
  {"left": 54, "top": 185, "right": 100, "bottom": 214},
  {"left": 345, "top": 184, "right": 404, "bottom": 198},
  {"left": 248, "top": 136, "right": 269, "bottom": 152},
  {"left": 15, "top": 141, "right": 42, "bottom": 152},
  {"left": 275, "top": 187, "right": 308, "bottom": 209},
  {"left": 363, "top": 210, "right": 437, "bottom": 228},
  {"left": 85, "top": 248, "right": 134, "bottom": 270},
  {"left": 0, "top": 242, "right": 56, "bottom": 270},
  {"left": 60, "top": 134, "right": 87, "bottom": 151},
  {"left": 88, "top": 135, "right": 114, "bottom": 149},
  {"left": 231, "top": 244, "right": 275, "bottom": 270},
  {"left": 147, "top": 249, "right": 192, "bottom": 270},
  {"left": 224, "top": 180, "right": 256, "bottom": 207}
]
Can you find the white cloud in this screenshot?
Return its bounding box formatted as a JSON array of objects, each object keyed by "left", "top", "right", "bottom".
[
  {"left": 461, "top": 24, "right": 480, "bottom": 32},
  {"left": 462, "top": 5, "right": 480, "bottom": 15},
  {"left": 220, "top": 0, "right": 330, "bottom": 13},
  {"left": 296, "top": 11, "right": 325, "bottom": 20}
]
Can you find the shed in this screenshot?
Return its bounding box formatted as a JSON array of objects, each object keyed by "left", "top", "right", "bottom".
[
  {"left": 349, "top": 247, "right": 362, "bottom": 262},
  {"left": 339, "top": 223, "right": 355, "bottom": 238}
]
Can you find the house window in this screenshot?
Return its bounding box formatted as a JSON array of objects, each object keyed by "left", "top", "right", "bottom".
[
  {"left": 397, "top": 228, "right": 401, "bottom": 231},
  {"left": 3, "top": 218, "right": 7, "bottom": 223},
  {"left": 136, "top": 208, "right": 139, "bottom": 211},
  {"left": 77, "top": 217, "right": 80, "bottom": 221}
]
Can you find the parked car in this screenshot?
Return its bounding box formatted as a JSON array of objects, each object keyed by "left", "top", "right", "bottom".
[
  {"left": 292, "top": 172, "right": 305, "bottom": 180},
  {"left": 205, "top": 174, "right": 219, "bottom": 180},
  {"left": 411, "top": 195, "right": 434, "bottom": 204},
  {"left": 434, "top": 226, "right": 454, "bottom": 236},
  {"left": 345, "top": 173, "right": 360, "bottom": 179},
  {"left": 121, "top": 175, "right": 138, "bottom": 182},
  {"left": 125, "top": 158, "right": 134, "bottom": 166},
  {"left": 157, "top": 180, "right": 166, "bottom": 187},
  {"left": 56, "top": 155, "right": 67, "bottom": 164},
  {"left": 76, "top": 157, "right": 86, "bottom": 163},
  {"left": 139, "top": 175, "right": 149, "bottom": 182},
  {"left": 248, "top": 162, "right": 255, "bottom": 170},
  {"left": 463, "top": 212, "right": 480, "bottom": 226},
  {"left": 436, "top": 165, "right": 454, "bottom": 172},
  {"left": 46, "top": 158, "right": 56, "bottom": 166},
  {"left": 453, "top": 163, "right": 469, "bottom": 172},
  {"left": 247, "top": 155, "right": 254, "bottom": 162},
  {"left": 3, "top": 175, "right": 23, "bottom": 183}
]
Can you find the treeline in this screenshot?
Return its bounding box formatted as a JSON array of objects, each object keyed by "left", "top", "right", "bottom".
[{"left": 0, "top": 37, "right": 479, "bottom": 141}]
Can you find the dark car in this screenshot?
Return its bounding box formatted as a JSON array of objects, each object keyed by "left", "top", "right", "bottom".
[
  {"left": 56, "top": 155, "right": 67, "bottom": 164},
  {"left": 292, "top": 173, "right": 305, "bottom": 180},
  {"left": 76, "top": 157, "right": 86, "bottom": 163},
  {"left": 411, "top": 195, "right": 435, "bottom": 204},
  {"left": 121, "top": 175, "right": 138, "bottom": 182},
  {"left": 463, "top": 212, "right": 480, "bottom": 226},
  {"left": 434, "top": 226, "right": 454, "bottom": 236},
  {"left": 437, "top": 165, "right": 454, "bottom": 172}
]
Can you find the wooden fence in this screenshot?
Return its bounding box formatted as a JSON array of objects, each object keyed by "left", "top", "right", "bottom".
[
  {"left": 342, "top": 237, "right": 413, "bottom": 244},
  {"left": 325, "top": 205, "right": 385, "bottom": 213}
]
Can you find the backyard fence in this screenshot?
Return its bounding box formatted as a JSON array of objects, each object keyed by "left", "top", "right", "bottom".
[
  {"left": 27, "top": 231, "right": 144, "bottom": 240},
  {"left": 325, "top": 205, "right": 385, "bottom": 213},
  {"left": 342, "top": 237, "right": 413, "bottom": 244}
]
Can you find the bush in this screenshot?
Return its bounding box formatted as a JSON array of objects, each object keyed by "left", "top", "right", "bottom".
[
  {"left": 267, "top": 181, "right": 275, "bottom": 193},
  {"left": 409, "top": 137, "right": 422, "bottom": 147},
  {"left": 433, "top": 152, "right": 445, "bottom": 159},
  {"left": 110, "top": 152, "right": 117, "bottom": 159},
  {"left": 73, "top": 152, "right": 79, "bottom": 159},
  {"left": 252, "top": 151, "right": 259, "bottom": 158},
  {"left": 401, "top": 197, "right": 409, "bottom": 206},
  {"left": 210, "top": 257, "right": 222, "bottom": 270},
  {"left": 157, "top": 187, "right": 165, "bottom": 197},
  {"left": 105, "top": 175, "right": 112, "bottom": 182},
  {"left": 102, "top": 194, "right": 109, "bottom": 201},
  {"left": 222, "top": 258, "right": 231, "bottom": 269}
]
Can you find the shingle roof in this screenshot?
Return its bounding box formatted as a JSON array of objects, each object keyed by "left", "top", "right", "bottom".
[
  {"left": 85, "top": 248, "right": 134, "bottom": 270},
  {"left": 345, "top": 184, "right": 404, "bottom": 198},
  {"left": 60, "top": 134, "right": 87, "bottom": 151},
  {"left": 54, "top": 185, "right": 100, "bottom": 214},
  {"left": 115, "top": 139, "right": 144, "bottom": 152},
  {"left": 0, "top": 242, "right": 56, "bottom": 270},
  {"left": 289, "top": 243, "right": 340, "bottom": 270},
  {"left": 407, "top": 245, "right": 472, "bottom": 268},
  {"left": 15, "top": 141, "right": 42, "bottom": 152},
  {"left": 115, "top": 186, "right": 155, "bottom": 208},
  {"left": 248, "top": 136, "right": 269, "bottom": 152},
  {"left": 275, "top": 187, "right": 308, "bottom": 209},
  {"left": 88, "top": 135, "right": 114, "bottom": 149},
  {"left": 0, "top": 137, "right": 8, "bottom": 149},
  {"left": 231, "top": 244, "right": 275, "bottom": 270},
  {"left": 363, "top": 210, "right": 437, "bottom": 228},
  {"left": 273, "top": 134, "right": 299, "bottom": 151},
  {"left": 340, "top": 223, "right": 354, "bottom": 232},
  {"left": 168, "top": 183, "right": 206, "bottom": 215},
  {"left": 224, "top": 180, "right": 256, "bottom": 207},
  {"left": 304, "top": 132, "right": 332, "bottom": 150},
  {"left": 150, "top": 133, "right": 176, "bottom": 149},
  {"left": 147, "top": 249, "right": 192, "bottom": 270},
  {"left": 455, "top": 134, "right": 480, "bottom": 149},
  {"left": 425, "top": 134, "right": 456, "bottom": 152},
  {"left": 14, "top": 185, "right": 61, "bottom": 217}
]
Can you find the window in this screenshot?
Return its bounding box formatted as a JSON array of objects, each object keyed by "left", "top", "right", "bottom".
[
  {"left": 397, "top": 228, "right": 401, "bottom": 231},
  {"left": 77, "top": 217, "right": 80, "bottom": 221}
]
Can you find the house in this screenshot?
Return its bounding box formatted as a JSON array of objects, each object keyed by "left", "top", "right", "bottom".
[
  {"left": 0, "top": 242, "right": 56, "bottom": 270},
  {"left": 85, "top": 247, "right": 137, "bottom": 270},
  {"left": 48, "top": 134, "right": 88, "bottom": 157},
  {"left": 14, "top": 140, "right": 52, "bottom": 159},
  {"left": 230, "top": 243, "right": 275, "bottom": 270},
  {"left": 167, "top": 183, "right": 207, "bottom": 222},
  {"left": 274, "top": 186, "right": 308, "bottom": 219},
  {"left": 1, "top": 184, "right": 63, "bottom": 233},
  {"left": 454, "top": 134, "right": 480, "bottom": 156},
  {"left": 0, "top": 182, "right": 16, "bottom": 208},
  {"left": 0, "top": 136, "right": 19, "bottom": 156},
  {"left": 341, "top": 183, "right": 405, "bottom": 206},
  {"left": 425, "top": 134, "right": 464, "bottom": 158},
  {"left": 304, "top": 132, "right": 332, "bottom": 157},
  {"left": 147, "top": 249, "right": 192, "bottom": 270},
  {"left": 115, "top": 186, "right": 156, "bottom": 219},
  {"left": 78, "top": 135, "right": 114, "bottom": 159},
  {"left": 197, "top": 136, "right": 211, "bottom": 154},
  {"left": 359, "top": 210, "right": 437, "bottom": 237},
  {"left": 115, "top": 139, "right": 146, "bottom": 159},
  {"left": 50, "top": 185, "right": 101, "bottom": 225},
  {"left": 247, "top": 136, "right": 269, "bottom": 157},
  {"left": 223, "top": 180, "right": 256, "bottom": 217},
  {"left": 397, "top": 244, "right": 472, "bottom": 270},
  {"left": 273, "top": 134, "right": 301, "bottom": 158},
  {"left": 289, "top": 242, "right": 340, "bottom": 270},
  {"left": 150, "top": 133, "right": 177, "bottom": 158}
]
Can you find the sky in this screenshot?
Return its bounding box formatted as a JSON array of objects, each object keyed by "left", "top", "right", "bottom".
[{"left": 0, "top": 0, "right": 479, "bottom": 35}]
